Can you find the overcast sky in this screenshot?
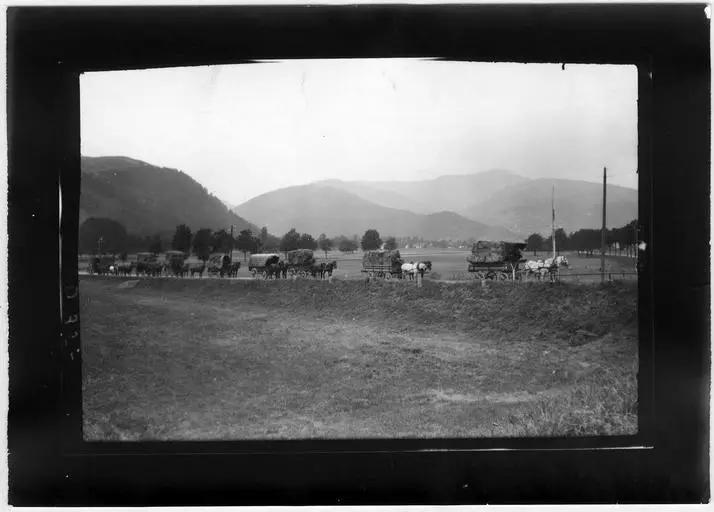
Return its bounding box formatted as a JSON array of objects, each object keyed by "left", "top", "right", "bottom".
[{"left": 81, "top": 59, "right": 637, "bottom": 205}]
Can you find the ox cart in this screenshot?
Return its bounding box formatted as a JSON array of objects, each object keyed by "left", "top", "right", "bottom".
[
  {"left": 361, "top": 249, "right": 403, "bottom": 279},
  {"left": 248, "top": 253, "right": 281, "bottom": 278},
  {"left": 467, "top": 241, "right": 527, "bottom": 281}
]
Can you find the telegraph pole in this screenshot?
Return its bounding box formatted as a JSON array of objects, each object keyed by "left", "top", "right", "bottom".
[
  {"left": 229, "top": 225, "right": 234, "bottom": 257},
  {"left": 601, "top": 167, "right": 607, "bottom": 283},
  {"left": 551, "top": 186, "right": 556, "bottom": 259}
]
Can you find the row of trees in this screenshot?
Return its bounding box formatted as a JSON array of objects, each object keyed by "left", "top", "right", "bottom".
[
  {"left": 80, "top": 218, "right": 402, "bottom": 262},
  {"left": 525, "top": 220, "right": 638, "bottom": 256}
]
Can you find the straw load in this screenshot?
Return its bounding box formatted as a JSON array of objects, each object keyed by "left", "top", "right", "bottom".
[
  {"left": 362, "top": 249, "right": 402, "bottom": 268},
  {"left": 467, "top": 241, "right": 526, "bottom": 264},
  {"left": 286, "top": 249, "right": 315, "bottom": 267}
]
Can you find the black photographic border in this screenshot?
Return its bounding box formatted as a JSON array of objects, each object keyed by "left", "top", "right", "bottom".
[{"left": 7, "top": 3, "right": 709, "bottom": 505}]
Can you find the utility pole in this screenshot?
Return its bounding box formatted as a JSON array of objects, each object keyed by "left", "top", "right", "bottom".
[
  {"left": 229, "top": 225, "right": 234, "bottom": 257},
  {"left": 551, "top": 186, "right": 556, "bottom": 259},
  {"left": 601, "top": 167, "right": 607, "bottom": 283}
]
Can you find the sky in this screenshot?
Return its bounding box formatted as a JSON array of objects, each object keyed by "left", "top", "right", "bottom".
[{"left": 81, "top": 59, "right": 638, "bottom": 205}]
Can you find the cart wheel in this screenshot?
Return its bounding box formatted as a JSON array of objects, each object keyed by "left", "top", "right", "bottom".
[
  {"left": 497, "top": 272, "right": 509, "bottom": 281},
  {"left": 475, "top": 271, "right": 486, "bottom": 280},
  {"left": 261, "top": 271, "right": 267, "bottom": 279},
  {"left": 368, "top": 271, "right": 374, "bottom": 279}
]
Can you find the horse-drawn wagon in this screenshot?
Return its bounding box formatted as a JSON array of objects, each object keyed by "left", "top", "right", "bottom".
[
  {"left": 135, "top": 252, "right": 157, "bottom": 276},
  {"left": 88, "top": 254, "right": 116, "bottom": 275},
  {"left": 248, "top": 253, "right": 281, "bottom": 278},
  {"left": 467, "top": 241, "right": 527, "bottom": 280},
  {"left": 165, "top": 250, "right": 187, "bottom": 277},
  {"left": 361, "top": 249, "right": 403, "bottom": 279},
  {"left": 285, "top": 249, "right": 316, "bottom": 278},
  {"left": 207, "top": 253, "right": 233, "bottom": 277}
]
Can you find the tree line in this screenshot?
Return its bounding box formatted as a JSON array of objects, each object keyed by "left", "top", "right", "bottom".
[
  {"left": 525, "top": 219, "right": 638, "bottom": 257},
  {"left": 79, "top": 217, "right": 404, "bottom": 260}
]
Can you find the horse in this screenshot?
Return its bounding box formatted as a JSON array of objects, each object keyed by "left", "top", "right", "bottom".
[
  {"left": 324, "top": 260, "right": 337, "bottom": 278},
  {"left": 170, "top": 259, "right": 186, "bottom": 278},
  {"left": 188, "top": 262, "right": 205, "bottom": 278},
  {"left": 146, "top": 262, "right": 165, "bottom": 277},
  {"left": 545, "top": 255, "right": 569, "bottom": 268},
  {"left": 310, "top": 262, "right": 326, "bottom": 279},
  {"left": 229, "top": 261, "right": 241, "bottom": 277},
  {"left": 416, "top": 261, "right": 432, "bottom": 278},
  {"left": 265, "top": 262, "right": 283, "bottom": 279},
  {"left": 401, "top": 262, "right": 418, "bottom": 280},
  {"left": 117, "top": 261, "right": 134, "bottom": 276}
]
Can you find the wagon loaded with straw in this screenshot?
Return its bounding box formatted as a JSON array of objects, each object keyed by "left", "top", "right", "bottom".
[
  {"left": 467, "top": 241, "right": 527, "bottom": 281},
  {"left": 285, "top": 249, "right": 316, "bottom": 277},
  {"left": 361, "top": 249, "right": 403, "bottom": 279}
]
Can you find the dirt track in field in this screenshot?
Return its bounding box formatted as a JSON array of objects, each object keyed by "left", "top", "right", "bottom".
[{"left": 81, "top": 276, "right": 638, "bottom": 440}]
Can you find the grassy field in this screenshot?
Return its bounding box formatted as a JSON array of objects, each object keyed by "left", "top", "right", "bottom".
[{"left": 81, "top": 276, "right": 638, "bottom": 440}]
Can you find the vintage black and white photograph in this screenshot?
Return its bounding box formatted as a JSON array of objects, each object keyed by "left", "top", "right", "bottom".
[{"left": 78, "top": 59, "right": 639, "bottom": 440}]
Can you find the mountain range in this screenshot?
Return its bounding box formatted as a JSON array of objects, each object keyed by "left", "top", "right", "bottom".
[
  {"left": 232, "top": 183, "right": 519, "bottom": 241},
  {"left": 80, "top": 156, "right": 256, "bottom": 237},
  {"left": 80, "top": 155, "right": 638, "bottom": 242},
  {"left": 234, "top": 172, "right": 637, "bottom": 239}
]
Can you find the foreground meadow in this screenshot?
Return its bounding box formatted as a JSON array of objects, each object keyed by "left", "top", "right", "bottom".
[{"left": 81, "top": 276, "right": 638, "bottom": 440}]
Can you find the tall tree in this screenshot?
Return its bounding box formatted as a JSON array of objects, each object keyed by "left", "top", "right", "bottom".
[
  {"left": 526, "top": 233, "right": 544, "bottom": 256},
  {"left": 235, "top": 229, "right": 256, "bottom": 261},
  {"left": 212, "top": 228, "right": 234, "bottom": 254},
  {"left": 298, "top": 233, "right": 318, "bottom": 250},
  {"left": 260, "top": 226, "right": 269, "bottom": 246},
  {"left": 361, "top": 229, "right": 382, "bottom": 251},
  {"left": 338, "top": 239, "right": 358, "bottom": 253},
  {"left": 171, "top": 224, "right": 192, "bottom": 253},
  {"left": 79, "top": 217, "right": 128, "bottom": 254},
  {"left": 148, "top": 234, "right": 163, "bottom": 255},
  {"left": 192, "top": 228, "right": 213, "bottom": 261},
  {"left": 280, "top": 228, "right": 301, "bottom": 255},
  {"left": 318, "top": 233, "right": 333, "bottom": 259},
  {"left": 383, "top": 236, "right": 398, "bottom": 251}
]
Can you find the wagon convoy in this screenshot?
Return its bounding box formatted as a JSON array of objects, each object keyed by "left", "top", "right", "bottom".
[{"left": 83, "top": 238, "right": 572, "bottom": 283}]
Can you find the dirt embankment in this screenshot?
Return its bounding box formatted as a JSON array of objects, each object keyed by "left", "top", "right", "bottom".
[
  {"left": 90, "top": 276, "right": 637, "bottom": 342},
  {"left": 80, "top": 276, "right": 638, "bottom": 439}
]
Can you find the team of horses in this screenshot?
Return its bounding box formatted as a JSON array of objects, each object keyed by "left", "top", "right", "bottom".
[
  {"left": 102, "top": 260, "right": 240, "bottom": 278},
  {"left": 400, "top": 261, "right": 432, "bottom": 280},
  {"left": 264, "top": 260, "right": 338, "bottom": 280},
  {"left": 522, "top": 255, "right": 569, "bottom": 280}
]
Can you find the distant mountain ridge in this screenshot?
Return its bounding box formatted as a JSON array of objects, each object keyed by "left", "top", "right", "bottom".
[
  {"left": 233, "top": 183, "right": 519, "bottom": 241},
  {"left": 81, "top": 156, "right": 257, "bottom": 237},
  {"left": 316, "top": 169, "right": 529, "bottom": 214},
  {"left": 462, "top": 178, "right": 638, "bottom": 235},
  {"left": 236, "top": 170, "right": 637, "bottom": 239}
]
